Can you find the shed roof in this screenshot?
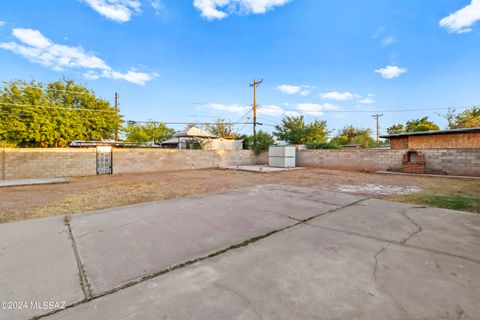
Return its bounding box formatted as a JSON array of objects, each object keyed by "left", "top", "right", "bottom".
[
  {"left": 380, "top": 127, "right": 480, "bottom": 139},
  {"left": 173, "top": 127, "right": 216, "bottom": 138}
]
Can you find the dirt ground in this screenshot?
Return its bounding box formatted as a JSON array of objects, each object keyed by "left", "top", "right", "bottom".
[{"left": 1, "top": 168, "right": 479, "bottom": 224}]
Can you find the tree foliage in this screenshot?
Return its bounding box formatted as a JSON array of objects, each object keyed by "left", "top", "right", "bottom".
[
  {"left": 330, "top": 125, "right": 375, "bottom": 148},
  {"left": 273, "top": 116, "right": 329, "bottom": 144},
  {"left": 386, "top": 124, "right": 405, "bottom": 134},
  {"left": 387, "top": 117, "right": 439, "bottom": 134},
  {"left": 0, "top": 79, "right": 122, "bottom": 147},
  {"left": 449, "top": 107, "right": 480, "bottom": 129},
  {"left": 123, "top": 121, "right": 174, "bottom": 144},
  {"left": 205, "top": 119, "right": 238, "bottom": 139},
  {"left": 405, "top": 117, "right": 440, "bottom": 132},
  {"left": 241, "top": 130, "right": 274, "bottom": 155}
]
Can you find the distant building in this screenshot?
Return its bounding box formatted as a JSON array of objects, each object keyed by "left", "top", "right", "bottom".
[
  {"left": 160, "top": 127, "right": 243, "bottom": 150},
  {"left": 380, "top": 127, "right": 480, "bottom": 149}
]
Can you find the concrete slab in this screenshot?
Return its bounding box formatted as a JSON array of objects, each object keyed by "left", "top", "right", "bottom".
[
  {"left": 2, "top": 185, "right": 479, "bottom": 320},
  {"left": 207, "top": 185, "right": 365, "bottom": 220},
  {"left": 404, "top": 207, "right": 480, "bottom": 261},
  {"left": 0, "top": 216, "right": 85, "bottom": 320},
  {"left": 47, "top": 224, "right": 480, "bottom": 320},
  {"left": 221, "top": 165, "right": 304, "bottom": 173},
  {"left": 243, "top": 184, "right": 367, "bottom": 207},
  {"left": 308, "top": 198, "right": 421, "bottom": 243},
  {"left": 309, "top": 198, "right": 480, "bottom": 261},
  {"left": 69, "top": 185, "right": 354, "bottom": 295},
  {"left": 0, "top": 178, "right": 69, "bottom": 188}
]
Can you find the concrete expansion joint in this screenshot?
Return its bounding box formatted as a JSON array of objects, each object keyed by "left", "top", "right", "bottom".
[
  {"left": 64, "top": 215, "right": 93, "bottom": 301},
  {"left": 30, "top": 197, "right": 370, "bottom": 320}
]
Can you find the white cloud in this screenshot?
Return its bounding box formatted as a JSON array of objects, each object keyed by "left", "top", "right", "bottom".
[
  {"left": 0, "top": 21, "right": 5, "bottom": 27},
  {"left": 296, "top": 103, "right": 338, "bottom": 116},
  {"left": 11, "top": 28, "right": 52, "bottom": 48},
  {"left": 374, "top": 65, "right": 407, "bottom": 79},
  {"left": 358, "top": 97, "right": 375, "bottom": 105},
  {"left": 206, "top": 103, "right": 285, "bottom": 116},
  {"left": 381, "top": 36, "right": 396, "bottom": 47},
  {"left": 284, "top": 110, "right": 301, "bottom": 117},
  {"left": 440, "top": 0, "right": 480, "bottom": 33},
  {"left": 277, "top": 84, "right": 311, "bottom": 96},
  {"left": 83, "top": 0, "right": 141, "bottom": 22},
  {"left": 151, "top": 0, "right": 165, "bottom": 14},
  {"left": 207, "top": 103, "right": 249, "bottom": 114},
  {"left": 320, "top": 91, "right": 358, "bottom": 101},
  {"left": 258, "top": 105, "right": 284, "bottom": 116},
  {"left": 277, "top": 84, "right": 301, "bottom": 94},
  {"left": 0, "top": 28, "right": 155, "bottom": 85},
  {"left": 193, "top": 0, "right": 291, "bottom": 20}
]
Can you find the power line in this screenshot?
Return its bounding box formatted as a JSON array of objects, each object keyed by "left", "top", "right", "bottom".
[
  {"left": 264, "top": 105, "right": 473, "bottom": 114},
  {"left": 126, "top": 120, "right": 253, "bottom": 125},
  {"left": 236, "top": 108, "right": 253, "bottom": 133},
  {"left": 0, "top": 102, "right": 118, "bottom": 113},
  {"left": 1, "top": 85, "right": 98, "bottom": 96},
  {"left": 0, "top": 114, "right": 119, "bottom": 122}
]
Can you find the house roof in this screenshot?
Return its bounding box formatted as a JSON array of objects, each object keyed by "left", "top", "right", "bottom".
[
  {"left": 160, "top": 137, "right": 182, "bottom": 145},
  {"left": 173, "top": 127, "right": 217, "bottom": 138},
  {"left": 380, "top": 127, "right": 480, "bottom": 139}
]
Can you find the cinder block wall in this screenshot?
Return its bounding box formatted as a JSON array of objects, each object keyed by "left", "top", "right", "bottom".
[
  {"left": 0, "top": 148, "right": 260, "bottom": 180},
  {"left": 1, "top": 148, "right": 478, "bottom": 180},
  {"left": 112, "top": 149, "right": 258, "bottom": 174},
  {"left": 1, "top": 148, "right": 97, "bottom": 180},
  {"left": 294, "top": 149, "right": 480, "bottom": 176}
]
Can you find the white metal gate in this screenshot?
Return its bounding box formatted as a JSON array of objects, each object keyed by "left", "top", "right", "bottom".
[{"left": 96, "top": 147, "right": 112, "bottom": 175}]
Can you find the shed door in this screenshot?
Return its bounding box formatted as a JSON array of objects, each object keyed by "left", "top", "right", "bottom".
[{"left": 96, "top": 147, "right": 112, "bottom": 175}]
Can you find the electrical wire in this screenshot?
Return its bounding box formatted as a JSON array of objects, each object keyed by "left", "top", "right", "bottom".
[
  {"left": 0, "top": 85, "right": 98, "bottom": 96},
  {"left": 126, "top": 120, "right": 253, "bottom": 125},
  {"left": 264, "top": 106, "right": 473, "bottom": 114},
  {"left": 0, "top": 102, "right": 118, "bottom": 113}
]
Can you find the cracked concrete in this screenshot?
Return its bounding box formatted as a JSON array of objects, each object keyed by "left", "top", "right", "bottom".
[
  {"left": 0, "top": 185, "right": 479, "bottom": 320},
  {"left": 0, "top": 216, "right": 85, "bottom": 320}
]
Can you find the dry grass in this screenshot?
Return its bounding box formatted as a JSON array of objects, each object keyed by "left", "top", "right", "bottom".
[{"left": 1, "top": 168, "right": 479, "bottom": 224}]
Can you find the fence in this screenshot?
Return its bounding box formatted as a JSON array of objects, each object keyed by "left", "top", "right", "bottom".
[
  {"left": 1, "top": 147, "right": 479, "bottom": 180},
  {"left": 294, "top": 149, "right": 480, "bottom": 176},
  {"left": 0, "top": 148, "right": 258, "bottom": 180}
]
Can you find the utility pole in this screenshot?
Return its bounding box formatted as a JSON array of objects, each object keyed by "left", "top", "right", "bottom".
[
  {"left": 372, "top": 113, "right": 383, "bottom": 142},
  {"left": 114, "top": 92, "right": 119, "bottom": 141},
  {"left": 249, "top": 79, "right": 263, "bottom": 147}
]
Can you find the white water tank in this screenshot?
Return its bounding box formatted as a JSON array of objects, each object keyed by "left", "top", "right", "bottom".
[{"left": 269, "top": 146, "right": 296, "bottom": 168}]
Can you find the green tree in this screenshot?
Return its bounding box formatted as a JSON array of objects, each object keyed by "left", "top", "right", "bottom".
[
  {"left": 451, "top": 107, "right": 480, "bottom": 128},
  {"left": 242, "top": 131, "right": 274, "bottom": 155},
  {"left": 206, "top": 119, "right": 238, "bottom": 139},
  {"left": 386, "top": 124, "right": 405, "bottom": 134},
  {"left": 405, "top": 117, "right": 439, "bottom": 132},
  {"left": 274, "top": 116, "right": 329, "bottom": 144},
  {"left": 330, "top": 125, "right": 373, "bottom": 148},
  {"left": 0, "top": 79, "right": 122, "bottom": 147},
  {"left": 123, "top": 121, "right": 174, "bottom": 144}
]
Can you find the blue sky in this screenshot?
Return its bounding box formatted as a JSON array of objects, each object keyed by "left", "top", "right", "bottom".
[{"left": 0, "top": 0, "right": 479, "bottom": 135}]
